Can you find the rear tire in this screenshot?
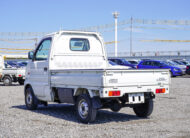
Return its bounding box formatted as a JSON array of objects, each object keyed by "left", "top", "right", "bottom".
[
  {"left": 170, "top": 71, "right": 174, "bottom": 77},
  {"left": 76, "top": 94, "right": 97, "bottom": 123},
  {"left": 3, "top": 76, "right": 12, "bottom": 86},
  {"left": 133, "top": 99, "right": 153, "bottom": 117},
  {"left": 25, "top": 87, "right": 38, "bottom": 110}
]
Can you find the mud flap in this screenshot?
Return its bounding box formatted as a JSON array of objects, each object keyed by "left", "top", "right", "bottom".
[{"left": 92, "top": 97, "right": 102, "bottom": 109}]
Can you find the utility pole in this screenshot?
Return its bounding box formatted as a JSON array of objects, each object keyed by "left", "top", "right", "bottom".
[
  {"left": 112, "top": 11, "right": 119, "bottom": 57},
  {"left": 130, "top": 17, "right": 133, "bottom": 56}
]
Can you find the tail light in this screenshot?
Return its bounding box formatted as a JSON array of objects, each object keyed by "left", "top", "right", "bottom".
[
  {"left": 136, "top": 66, "right": 138, "bottom": 69},
  {"left": 186, "top": 66, "right": 189, "bottom": 69},
  {"left": 108, "top": 91, "right": 120, "bottom": 96},
  {"left": 156, "top": 88, "right": 165, "bottom": 94},
  {"left": 18, "top": 74, "right": 22, "bottom": 77}
]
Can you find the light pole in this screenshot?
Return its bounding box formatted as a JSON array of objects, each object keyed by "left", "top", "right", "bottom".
[
  {"left": 112, "top": 11, "right": 119, "bottom": 57},
  {"left": 130, "top": 17, "right": 133, "bottom": 56}
]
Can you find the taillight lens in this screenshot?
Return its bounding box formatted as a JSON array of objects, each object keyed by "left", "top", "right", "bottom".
[
  {"left": 156, "top": 88, "right": 165, "bottom": 94},
  {"left": 18, "top": 74, "right": 22, "bottom": 77},
  {"left": 186, "top": 66, "right": 189, "bottom": 69},
  {"left": 108, "top": 91, "right": 120, "bottom": 96}
]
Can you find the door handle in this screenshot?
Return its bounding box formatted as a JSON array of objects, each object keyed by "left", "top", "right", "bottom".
[{"left": 44, "top": 67, "right": 48, "bottom": 71}]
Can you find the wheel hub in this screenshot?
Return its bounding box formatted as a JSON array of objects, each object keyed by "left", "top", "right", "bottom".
[
  {"left": 26, "top": 92, "right": 33, "bottom": 105},
  {"left": 4, "top": 79, "right": 10, "bottom": 84},
  {"left": 78, "top": 99, "right": 89, "bottom": 119}
]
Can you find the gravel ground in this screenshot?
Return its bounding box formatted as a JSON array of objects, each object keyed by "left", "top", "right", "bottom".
[{"left": 0, "top": 77, "right": 190, "bottom": 138}]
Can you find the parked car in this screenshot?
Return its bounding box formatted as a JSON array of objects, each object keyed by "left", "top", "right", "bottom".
[
  {"left": 137, "top": 60, "right": 182, "bottom": 77},
  {"left": 165, "top": 60, "right": 186, "bottom": 75},
  {"left": 172, "top": 59, "right": 190, "bottom": 75},
  {"left": 108, "top": 58, "right": 136, "bottom": 68}
]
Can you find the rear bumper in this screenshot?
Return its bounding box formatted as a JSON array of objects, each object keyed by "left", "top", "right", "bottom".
[{"left": 100, "top": 85, "right": 169, "bottom": 98}]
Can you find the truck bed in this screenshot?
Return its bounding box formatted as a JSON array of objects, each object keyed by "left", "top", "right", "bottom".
[
  {"left": 3, "top": 68, "right": 25, "bottom": 76},
  {"left": 50, "top": 68, "right": 170, "bottom": 93}
]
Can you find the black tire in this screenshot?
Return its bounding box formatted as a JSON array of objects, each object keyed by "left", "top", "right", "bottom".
[
  {"left": 3, "top": 76, "right": 12, "bottom": 86},
  {"left": 133, "top": 99, "right": 153, "bottom": 117},
  {"left": 25, "top": 87, "right": 38, "bottom": 110},
  {"left": 18, "top": 79, "right": 24, "bottom": 85},
  {"left": 76, "top": 94, "right": 97, "bottom": 123},
  {"left": 170, "top": 71, "right": 174, "bottom": 77}
]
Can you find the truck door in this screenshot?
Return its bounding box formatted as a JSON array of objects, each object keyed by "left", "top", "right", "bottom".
[{"left": 30, "top": 38, "right": 52, "bottom": 97}]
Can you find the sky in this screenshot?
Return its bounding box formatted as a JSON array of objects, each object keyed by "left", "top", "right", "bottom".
[{"left": 0, "top": 0, "right": 190, "bottom": 55}]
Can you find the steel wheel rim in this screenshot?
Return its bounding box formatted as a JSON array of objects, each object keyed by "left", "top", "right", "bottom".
[
  {"left": 26, "top": 92, "right": 33, "bottom": 105},
  {"left": 4, "top": 78, "right": 10, "bottom": 85},
  {"left": 78, "top": 99, "right": 89, "bottom": 119}
]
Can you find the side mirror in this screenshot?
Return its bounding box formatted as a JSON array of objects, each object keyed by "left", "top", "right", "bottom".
[{"left": 28, "top": 51, "right": 34, "bottom": 60}]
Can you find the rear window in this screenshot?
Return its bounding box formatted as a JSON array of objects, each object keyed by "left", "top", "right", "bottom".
[{"left": 70, "top": 38, "right": 90, "bottom": 51}]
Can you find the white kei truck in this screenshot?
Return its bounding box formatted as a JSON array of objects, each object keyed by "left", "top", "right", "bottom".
[
  {"left": 24, "top": 31, "right": 170, "bottom": 123},
  {"left": 0, "top": 55, "right": 25, "bottom": 85}
]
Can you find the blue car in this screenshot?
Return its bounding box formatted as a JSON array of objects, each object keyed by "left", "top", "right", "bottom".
[
  {"left": 137, "top": 60, "right": 182, "bottom": 77},
  {"left": 108, "top": 58, "right": 136, "bottom": 68},
  {"left": 108, "top": 60, "right": 118, "bottom": 66}
]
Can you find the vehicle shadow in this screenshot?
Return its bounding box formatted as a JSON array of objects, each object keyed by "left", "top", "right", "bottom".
[
  {"left": 12, "top": 104, "right": 143, "bottom": 124},
  {"left": 0, "top": 84, "right": 21, "bottom": 86}
]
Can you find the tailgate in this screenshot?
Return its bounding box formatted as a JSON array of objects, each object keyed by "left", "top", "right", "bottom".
[{"left": 103, "top": 69, "right": 170, "bottom": 87}]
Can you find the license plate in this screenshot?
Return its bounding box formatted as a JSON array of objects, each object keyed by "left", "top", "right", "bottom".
[{"left": 128, "top": 93, "right": 144, "bottom": 104}]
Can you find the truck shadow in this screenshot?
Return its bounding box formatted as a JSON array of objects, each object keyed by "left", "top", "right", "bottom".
[
  {"left": 0, "top": 83, "right": 21, "bottom": 86},
  {"left": 12, "top": 104, "right": 144, "bottom": 124}
]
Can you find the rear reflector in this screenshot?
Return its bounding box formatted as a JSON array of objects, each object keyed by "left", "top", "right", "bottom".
[
  {"left": 108, "top": 91, "right": 120, "bottom": 96},
  {"left": 156, "top": 88, "right": 165, "bottom": 94}
]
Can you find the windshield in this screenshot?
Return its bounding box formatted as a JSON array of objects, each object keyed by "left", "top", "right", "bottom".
[
  {"left": 173, "top": 61, "right": 185, "bottom": 65},
  {"left": 165, "top": 61, "right": 178, "bottom": 66},
  {"left": 161, "top": 61, "right": 170, "bottom": 66},
  {"left": 121, "top": 59, "right": 130, "bottom": 64},
  {"left": 108, "top": 60, "right": 117, "bottom": 65}
]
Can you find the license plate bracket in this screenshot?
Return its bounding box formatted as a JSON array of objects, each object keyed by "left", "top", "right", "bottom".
[{"left": 128, "top": 93, "right": 144, "bottom": 104}]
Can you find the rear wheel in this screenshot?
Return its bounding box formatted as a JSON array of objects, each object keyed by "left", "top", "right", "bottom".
[
  {"left": 25, "top": 87, "right": 38, "bottom": 110},
  {"left": 76, "top": 94, "right": 97, "bottom": 123},
  {"left": 170, "top": 71, "right": 174, "bottom": 77},
  {"left": 3, "top": 76, "right": 12, "bottom": 86},
  {"left": 133, "top": 99, "right": 153, "bottom": 117}
]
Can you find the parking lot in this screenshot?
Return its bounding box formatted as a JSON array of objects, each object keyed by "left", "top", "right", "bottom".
[{"left": 0, "top": 76, "right": 190, "bottom": 138}]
